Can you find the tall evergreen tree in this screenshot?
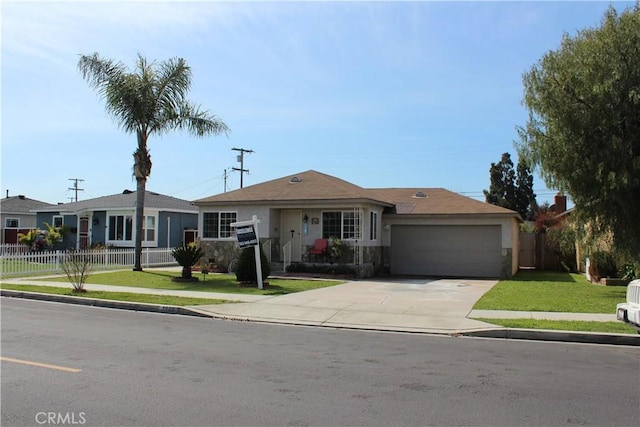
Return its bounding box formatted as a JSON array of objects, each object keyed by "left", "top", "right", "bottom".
[
  {"left": 484, "top": 152, "right": 536, "bottom": 219},
  {"left": 515, "top": 161, "right": 536, "bottom": 220}
]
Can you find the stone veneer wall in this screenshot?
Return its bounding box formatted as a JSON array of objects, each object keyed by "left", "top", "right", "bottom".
[{"left": 198, "top": 239, "right": 240, "bottom": 272}]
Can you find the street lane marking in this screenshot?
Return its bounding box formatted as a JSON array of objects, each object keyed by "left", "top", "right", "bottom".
[{"left": 0, "top": 357, "right": 81, "bottom": 373}]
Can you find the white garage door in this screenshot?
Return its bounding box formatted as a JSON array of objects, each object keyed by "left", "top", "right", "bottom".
[{"left": 390, "top": 225, "right": 502, "bottom": 278}]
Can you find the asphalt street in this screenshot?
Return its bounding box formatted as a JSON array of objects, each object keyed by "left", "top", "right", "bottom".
[{"left": 2, "top": 298, "right": 639, "bottom": 427}]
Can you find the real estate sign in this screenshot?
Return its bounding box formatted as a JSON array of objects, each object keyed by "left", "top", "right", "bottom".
[
  {"left": 235, "top": 225, "right": 258, "bottom": 248},
  {"left": 230, "top": 215, "right": 263, "bottom": 290}
]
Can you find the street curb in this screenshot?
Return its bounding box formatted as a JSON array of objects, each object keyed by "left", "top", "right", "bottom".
[
  {"left": 0, "top": 290, "right": 213, "bottom": 318},
  {"left": 3, "top": 290, "right": 639, "bottom": 346},
  {"left": 462, "top": 328, "right": 640, "bottom": 346}
]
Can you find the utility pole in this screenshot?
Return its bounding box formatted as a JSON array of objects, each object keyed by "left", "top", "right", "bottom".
[
  {"left": 223, "top": 168, "right": 229, "bottom": 192},
  {"left": 68, "top": 178, "right": 84, "bottom": 202},
  {"left": 232, "top": 147, "right": 253, "bottom": 188}
]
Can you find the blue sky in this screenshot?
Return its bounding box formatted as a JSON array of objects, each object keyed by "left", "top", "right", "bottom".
[{"left": 1, "top": 0, "right": 634, "bottom": 205}]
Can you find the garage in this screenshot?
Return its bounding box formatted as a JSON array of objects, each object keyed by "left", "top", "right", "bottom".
[{"left": 390, "top": 225, "right": 502, "bottom": 278}]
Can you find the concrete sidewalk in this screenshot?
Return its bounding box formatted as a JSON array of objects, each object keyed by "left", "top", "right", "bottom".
[{"left": 2, "top": 274, "right": 637, "bottom": 345}]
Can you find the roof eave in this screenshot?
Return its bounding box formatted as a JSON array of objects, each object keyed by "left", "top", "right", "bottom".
[{"left": 193, "top": 198, "right": 395, "bottom": 208}]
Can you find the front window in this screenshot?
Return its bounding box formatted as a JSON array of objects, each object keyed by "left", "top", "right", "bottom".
[
  {"left": 5, "top": 218, "right": 19, "bottom": 228},
  {"left": 202, "top": 212, "right": 237, "bottom": 239},
  {"left": 322, "top": 211, "right": 360, "bottom": 240},
  {"left": 143, "top": 215, "right": 156, "bottom": 242},
  {"left": 108, "top": 214, "right": 133, "bottom": 241},
  {"left": 52, "top": 215, "right": 64, "bottom": 242},
  {"left": 52, "top": 215, "right": 63, "bottom": 228},
  {"left": 369, "top": 211, "right": 378, "bottom": 240}
]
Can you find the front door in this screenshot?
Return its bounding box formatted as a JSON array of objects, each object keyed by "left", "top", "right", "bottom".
[
  {"left": 281, "top": 210, "right": 302, "bottom": 262},
  {"left": 79, "top": 216, "right": 90, "bottom": 249}
]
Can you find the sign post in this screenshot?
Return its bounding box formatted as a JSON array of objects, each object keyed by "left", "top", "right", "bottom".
[{"left": 230, "top": 215, "right": 263, "bottom": 290}]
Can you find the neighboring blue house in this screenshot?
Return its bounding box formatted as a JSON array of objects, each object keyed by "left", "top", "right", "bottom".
[{"left": 33, "top": 190, "right": 198, "bottom": 249}]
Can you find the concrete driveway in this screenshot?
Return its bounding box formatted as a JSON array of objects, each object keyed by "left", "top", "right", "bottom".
[{"left": 191, "top": 277, "right": 500, "bottom": 334}]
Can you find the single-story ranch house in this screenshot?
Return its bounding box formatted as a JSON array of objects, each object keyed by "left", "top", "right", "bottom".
[
  {"left": 33, "top": 190, "right": 198, "bottom": 250},
  {"left": 193, "top": 170, "right": 520, "bottom": 278}
]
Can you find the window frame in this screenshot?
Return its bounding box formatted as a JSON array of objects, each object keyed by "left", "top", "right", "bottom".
[
  {"left": 142, "top": 214, "right": 157, "bottom": 245},
  {"left": 321, "top": 211, "right": 360, "bottom": 241},
  {"left": 369, "top": 211, "right": 378, "bottom": 241},
  {"left": 202, "top": 211, "right": 237, "bottom": 240},
  {"left": 5, "top": 218, "right": 19, "bottom": 228},
  {"left": 52, "top": 215, "right": 64, "bottom": 242},
  {"left": 107, "top": 213, "right": 134, "bottom": 244}
]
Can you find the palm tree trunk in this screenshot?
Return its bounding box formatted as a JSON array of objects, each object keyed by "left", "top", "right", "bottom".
[
  {"left": 133, "top": 177, "right": 146, "bottom": 271},
  {"left": 133, "top": 135, "right": 152, "bottom": 272}
]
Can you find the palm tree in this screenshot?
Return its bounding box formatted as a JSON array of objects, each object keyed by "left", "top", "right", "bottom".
[{"left": 78, "top": 53, "right": 229, "bottom": 271}]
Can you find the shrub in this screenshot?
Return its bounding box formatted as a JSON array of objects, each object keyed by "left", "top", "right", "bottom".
[
  {"left": 286, "top": 262, "right": 356, "bottom": 275},
  {"left": 329, "top": 237, "right": 350, "bottom": 263},
  {"left": 171, "top": 244, "right": 204, "bottom": 279},
  {"left": 545, "top": 223, "right": 577, "bottom": 271},
  {"left": 235, "top": 245, "right": 270, "bottom": 284},
  {"left": 589, "top": 251, "right": 617, "bottom": 281},
  {"left": 61, "top": 251, "right": 94, "bottom": 293}
]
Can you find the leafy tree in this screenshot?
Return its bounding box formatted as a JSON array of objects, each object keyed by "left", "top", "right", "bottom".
[
  {"left": 483, "top": 152, "right": 536, "bottom": 219},
  {"left": 17, "top": 228, "right": 42, "bottom": 251},
  {"left": 43, "top": 222, "right": 63, "bottom": 248},
  {"left": 78, "top": 53, "right": 229, "bottom": 271},
  {"left": 516, "top": 4, "right": 640, "bottom": 260}
]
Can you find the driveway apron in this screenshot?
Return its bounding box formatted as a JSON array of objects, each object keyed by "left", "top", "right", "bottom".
[{"left": 191, "top": 277, "right": 500, "bottom": 334}]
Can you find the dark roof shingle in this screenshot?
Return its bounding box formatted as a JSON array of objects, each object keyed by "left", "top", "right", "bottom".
[
  {"left": 195, "top": 170, "right": 518, "bottom": 217},
  {"left": 33, "top": 191, "right": 196, "bottom": 213},
  {"left": 1, "top": 196, "right": 54, "bottom": 214}
]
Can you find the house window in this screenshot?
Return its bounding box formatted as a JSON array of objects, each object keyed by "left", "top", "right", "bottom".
[
  {"left": 322, "top": 212, "right": 341, "bottom": 239},
  {"left": 142, "top": 215, "right": 156, "bottom": 242},
  {"left": 5, "top": 218, "right": 19, "bottom": 228},
  {"left": 342, "top": 212, "right": 357, "bottom": 239},
  {"left": 322, "top": 211, "right": 360, "bottom": 240},
  {"left": 202, "top": 212, "right": 237, "bottom": 239},
  {"left": 369, "top": 211, "right": 378, "bottom": 240},
  {"left": 108, "top": 214, "right": 133, "bottom": 242},
  {"left": 52, "top": 215, "right": 64, "bottom": 242}
]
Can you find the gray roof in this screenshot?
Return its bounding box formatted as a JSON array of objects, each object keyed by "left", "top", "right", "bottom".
[
  {"left": 1, "top": 196, "right": 55, "bottom": 215},
  {"left": 33, "top": 190, "right": 197, "bottom": 214}
]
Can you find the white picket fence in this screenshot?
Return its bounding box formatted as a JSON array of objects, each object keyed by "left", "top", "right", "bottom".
[
  {"left": 0, "top": 243, "right": 29, "bottom": 255},
  {"left": 0, "top": 247, "right": 178, "bottom": 277}
]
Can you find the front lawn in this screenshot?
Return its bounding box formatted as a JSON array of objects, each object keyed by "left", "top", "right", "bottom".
[
  {"left": 473, "top": 270, "right": 627, "bottom": 313},
  {"left": 0, "top": 284, "right": 231, "bottom": 306},
  {"left": 475, "top": 318, "right": 637, "bottom": 334},
  {"left": 40, "top": 270, "right": 343, "bottom": 295}
]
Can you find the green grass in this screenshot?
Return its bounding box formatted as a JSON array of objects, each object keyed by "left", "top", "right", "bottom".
[
  {"left": 1, "top": 259, "right": 62, "bottom": 277},
  {"left": 39, "top": 270, "right": 343, "bottom": 295},
  {"left": 0, "top": 284, "right": 231, "bottom": 306},
  {"left": 474, "top": 318, "right": 638, "bottom": 334},
  {"left": 473, "top": 270, "right": 627, "bottom": 313}
]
